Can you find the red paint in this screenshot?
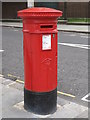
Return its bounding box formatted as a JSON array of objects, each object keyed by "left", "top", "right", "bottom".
[{"left": 18, "top": 7, "right": 62, "bottom": 92}]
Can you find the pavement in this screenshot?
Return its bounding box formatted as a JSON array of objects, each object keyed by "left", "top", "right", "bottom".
[
  {"left": 0, "top": 22, "right": 89, "bottom": 34},
  {"left": 0, "top": 76, "right": 89, "bottom": 119}
]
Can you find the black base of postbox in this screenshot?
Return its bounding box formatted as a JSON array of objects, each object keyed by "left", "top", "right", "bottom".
[{"left": 24, "top": 88, "right": 57, "bottom": 115}]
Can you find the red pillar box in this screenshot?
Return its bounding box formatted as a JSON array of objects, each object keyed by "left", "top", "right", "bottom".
[{"left": 18, "top": 7, "right": 62, "bottom": 115}]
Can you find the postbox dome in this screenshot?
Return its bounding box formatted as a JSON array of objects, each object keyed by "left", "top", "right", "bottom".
[{"left": 18, "top": 7, "right": 62, "bottom": 18}]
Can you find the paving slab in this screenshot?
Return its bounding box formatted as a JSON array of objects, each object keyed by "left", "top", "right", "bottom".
[
  {"left": 76, "top": 110, "right": 89, "bottom": 118},
  {"left": 0, "top": 77, "right": 88, "bottom": 118}
]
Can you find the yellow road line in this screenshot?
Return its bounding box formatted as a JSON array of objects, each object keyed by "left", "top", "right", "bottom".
[
  {"left": 8, "top": 74, "right": 20, "bottom": 78},
  {"left": 8, "top": 74, "right": 24, "bottom": 84},
  {"left": 7, "top": 74, "right": 75, "bottom": 98},
  {"left": 7, "top": 81, "right": 16, "bottom": 86},
  {"left": 14, "top": 78, "right": 76, "bottom": 98},
  {"left": 16, "top": 79, "right": 24, "bottom": 84},
  {"left": 57, "top": 91, "right": 75, "bottom": 98}
]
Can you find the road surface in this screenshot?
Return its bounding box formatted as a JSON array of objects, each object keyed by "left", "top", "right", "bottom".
[{"left": 1, "top": 27, "right": 89, "bottom": 107}]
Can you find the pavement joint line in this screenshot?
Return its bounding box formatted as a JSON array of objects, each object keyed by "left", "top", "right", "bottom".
[
  {"left": 2, "top": 79, "right": 11, "bottom": 83},
  {"left": 7, "top": 81, "right": 16, "bottom": 86}
]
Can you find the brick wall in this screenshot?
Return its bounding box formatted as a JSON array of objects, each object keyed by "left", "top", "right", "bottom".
[
  {"left": 58, "top": 2, "right": 89, "bottom": 18},
  {"left": 2, "top": 2, "right": 27, "bottom": 19},
  {"left": 67, "top": 2, "right": 88, "bottom": 18}
]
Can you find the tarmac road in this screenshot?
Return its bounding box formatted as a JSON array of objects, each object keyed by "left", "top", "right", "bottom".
[{"left": 2, "top": 27, "right": 89, "bottom": 107}]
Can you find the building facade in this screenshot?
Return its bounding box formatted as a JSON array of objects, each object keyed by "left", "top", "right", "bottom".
[{"left": 2, "top": 2, "right": 89, "bottom": 19}]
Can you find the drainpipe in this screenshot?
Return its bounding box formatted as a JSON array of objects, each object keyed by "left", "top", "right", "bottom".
[
  {"left": 64, "top": 1, "right": 67, "bottom": 20},
  {"left": 27, "top": 0, "right": 34, "bottom": 8}
]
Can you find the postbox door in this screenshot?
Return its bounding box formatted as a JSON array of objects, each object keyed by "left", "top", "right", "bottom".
[{"left": 30, "top": 33, "right": 57, "bottom": 92}]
